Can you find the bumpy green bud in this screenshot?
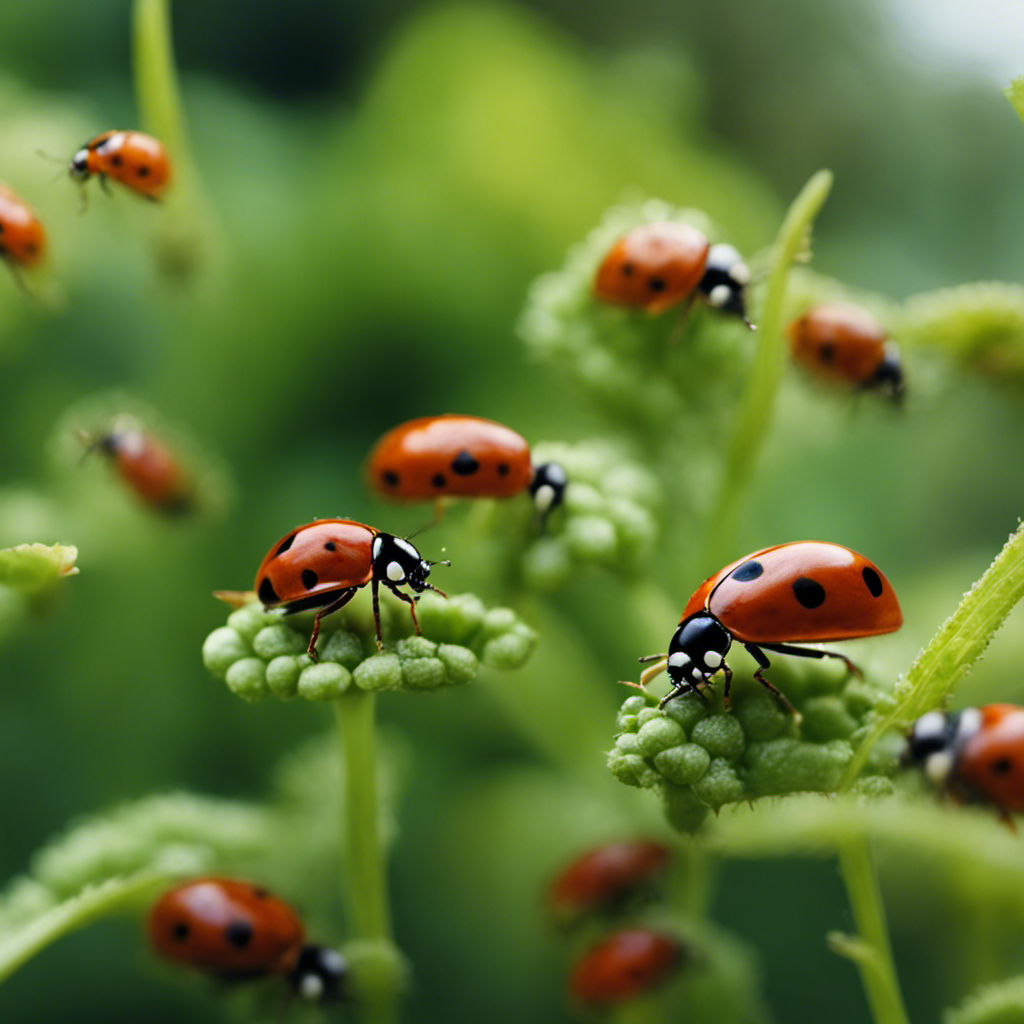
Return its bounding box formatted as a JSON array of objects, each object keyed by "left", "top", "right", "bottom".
[
  {"left": 744, "top": 738, "right": 853, "bottom": 795},
  {"left": 661, "top": 784, "right": 710, "bottom": 834},
  {"left": 653, "top": 743, "right": 711, "bottom": 786},
  {"left": 800, "top": 696, "right": 858, "bottom": 742},
  {"left": 692, "top": 758, "right": 747, "bottom": 811},
  {"left": 0, "top": 543, "right": 79, "bottom": 635},
  {"left": 636, "top": 716, "right": 687, "bottom": 757},
  {"left": 691, "top": 715, "right": 745, "bottom": 760},
  {"left": 204, "top": 589, "right": 535, "bottom": 703}
]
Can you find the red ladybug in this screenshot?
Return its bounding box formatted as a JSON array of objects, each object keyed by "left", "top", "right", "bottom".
[
  {"left": 594, "top": 222, "right": 752, "bottom": 326},
  {"left": 148, "top": 877, "right": 346, "bottom": 1003},
  {"left": 0, "top": 184, "right": 46, "bottom": 271},
  {"left": 366, "top": 414, "right": 568, "bottom": 525},
  {"left": 636, "top": 542, "right": 902, "bottom": 713},
  {"left": 254, "top": 518, "right": 448, "bottom": 659},
  {"left": 788, "top": 303, "right": 904, "bottom": 401},
  {"left": 84, "top": 420, "right": 193, "bottom": 515},
  {"left": 569, "top": 929, "right": 682, "bottom": 1007},
  {"left": 907, "top": 705, "right": 1024, "bottom": 817},
  {"left": 548, "top": 840, "right": 671, "bottom": 925},
  {"left": 69, "top": 130, "right": 171, "bottom": 200}
]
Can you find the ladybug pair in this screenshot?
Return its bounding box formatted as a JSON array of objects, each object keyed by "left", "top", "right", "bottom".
[{"left": 0, "top": 130, "right": 169, "bottom": 278}]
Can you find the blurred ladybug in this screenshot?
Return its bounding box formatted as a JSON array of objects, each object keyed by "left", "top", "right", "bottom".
[
  {"left": 366, "top": 414, "right": 568, "bottom": 526},
  {"left": 83, "top": 419, "right": 193, "bottom": 516},
  {"left": 548, "top": 840, "right": 671, "bottom": 926},
  {"left": 69, "top": 130, "right": 171, "bottom": 200},
  {"left": 0, "top": 184, "right": 46, "bottom": 276},
  {"left": 907, "top": 705, "right": 1024, "bottom": 819},
  {"left": 148, "top": 877, "right": 347, "bottom": 1003},
  {"left": 569, "top": 929, "right": 682, "bottom": 1007},
  {"left": 787, "top": 303, "right": 904, "bottom": 402},
  {"left": 634, "top": 542, "right": 902, "bottom": 714},
  {"left": 593, "top": 222, "right": 753, "bottom": 327},
  {"left": 254, "top": 518, "right": 449, "bottom": 659}
]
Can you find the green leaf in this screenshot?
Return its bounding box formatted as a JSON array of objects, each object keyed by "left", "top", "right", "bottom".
[
  {"left": 1006, "top": 76, "right": 1024, "bottom": 123},
  {"left": 946, "top": 976, "right": 1024, "bottom": 1024}
]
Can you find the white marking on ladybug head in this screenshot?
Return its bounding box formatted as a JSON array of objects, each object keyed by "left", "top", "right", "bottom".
[
  {"left": 668, "top": 652, "right": 690, "bottom": 670},
  {"left": 372, "top": 536, "right": 383, "bottom": 559},
  {"left": 704, "top": 651, "right": 723, "bottom": 669},
  {"left": 912, "top": 710, "right": 947, "bottom": 741},
  {"left": 925, "top": 750, "right": 954, "bottom": 787},
  {"left": 394, "top": 537, "right": 419, "bottom": 560},
  {"left": 300, "top": 975, "right": 325, "bottom": 1002},
  {"left": 731, "top": 261, "right": 751, "bottom": 285},
  {"left": 534, "top": 485, "right": 555, "bottom": 512},
  {"left": 690, "top": 667, "right": 704, "bottom": 682},
  {"left": 386, "top": 561, "right": 405, "bottom": 582},
  {"left": 957, "top": 707, "right": 983, "bottom": 741},
  {"left": 709, "top": 284, "right": 732, "bottom": 307}
]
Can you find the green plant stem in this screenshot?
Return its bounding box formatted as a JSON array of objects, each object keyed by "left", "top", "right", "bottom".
[
  {"left": 841, "top": 520, "right": 1024, "bottom": 788},
  {"left": 0, "top": 871, "right": 173, "bottom": 984},
  {"left": 334, "top": 692, "right": 400, "bottom": 1024},
  {"left": 835, "top": 836, "right": 909, "bottom": 1024},
  {"left": 1006, "top": 76, "right": 1024, "bottom": 122},
  {"left": 706, "top": 169, "right": 833, "bottom": 566}
]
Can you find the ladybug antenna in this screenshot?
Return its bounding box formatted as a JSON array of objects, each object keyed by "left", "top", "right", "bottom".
[
  {"left": 404, "top": 519, "right": 438, "bottom": 542},
  {"left": 75, "top": 428, "right": 101, "bottom": 464},
  {"left": 35, "top": 149, "right": 66, "bottom": 165}
]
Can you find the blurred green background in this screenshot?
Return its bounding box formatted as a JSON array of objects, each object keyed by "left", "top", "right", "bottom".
[{"left": 1, "top": 0, "right": 1023, "bottom": 1021}]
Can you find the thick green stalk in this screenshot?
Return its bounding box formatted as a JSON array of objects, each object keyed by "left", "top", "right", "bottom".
[
  {"left": 0, "top": 871, "right": 173, "bottom": 984},
  {"left": 841, "top": 520, "right": 1024, "bottom": 788},
  {"left": 835, "top": 836, "right": 909, "bottom": 1024},
  {"left": 334, "top": 692, "right": 401, "bottom": 1024},
  {"left": 706, "top": 170, "right": 833, "bottom": 565}
]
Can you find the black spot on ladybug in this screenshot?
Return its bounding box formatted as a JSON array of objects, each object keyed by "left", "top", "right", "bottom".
[
  {"left": 172, "top": 921, "right": 190, "bottom": 942},
  {"left": 324, "top": 542, "right": 336, "bottom": 552},
  {"left": 497, "top": 463, "right": 510, "bottom": 476},
  {"left": 819, "top": 342, "right": 835, "bottom": 364},
  {"left": 792, "top": 577, "right": 826, "bottom": 609},
  {"left": 621, "top": 262, "right": 634, "bottom": 277},
  {"left": 23, "top": 242, "right": 36, "bottom": 255},
  {"left": 647, "top": 276, "right": 667, "bottom": 293},
  {"left": 110, "top": 154, "right": 123, "bottom": 167},
  {"left": 225, "top": 920, "right": 254, "bottom": 949},
  {"left": 137, "top": 166, "right": 151, "bottom": 177},
  {"left": 731, "top": 560, "right": 764, "bottom": 582},
  {"left": 991, "top": 757, "right": 1014, "bottom": 775},
  {"left": 451, "top": 450, "right": 480, "bottom": 476},
  {"left": 382, "top": 470, "right": 399, "bottom": 487},
  {"left": 258, "top": 577, "right": 280, "bottom": 605},
  {"left": 301, "top": 569, "right": 319, "bottom": 590},
  {"left": 276, "top": 533, "right": 296, "bottom": 556},
  {"left": 862, "top": 566, "right": 883, "bottom": 598},
  {"left": 0, "top": 222, "right": 5, "bottom": 233},
  {"left": 432, "top": 473, "right": 446, "bottom": 488},
  {"left": 252, "top": 887, "right": 269, "bottom": 899}
]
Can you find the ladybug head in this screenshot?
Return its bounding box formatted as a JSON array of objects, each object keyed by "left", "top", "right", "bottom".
[
  {"left": 905, "top": 708, "right": 981, "bottom": 787},
  {"left": 666, "top": 613, "right": 732, "bottom": 695},
  {"left": 69, "top": 148, "right": 91, "bottom": 182},
  {"left": 530, "top": 461, "right": 568, "bottom": 528},
  {"left": 873, "top": 346, "right": 905, "bottom": 404},
  {"left": 698, "top": 244, "right": 754, "bottom": 328},
  {"left": 372, "top": 533, "right": 449, "bottom": 595},
  {"left": 287, "top": 943, "right": 347, "bottom": 1004}
]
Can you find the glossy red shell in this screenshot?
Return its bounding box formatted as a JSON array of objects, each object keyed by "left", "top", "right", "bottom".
[
  {"left": 367, "top": 415, "right": 533, "bottom": 501},
  {"left": 548, "top": 841, "right": 671, "bottom": 922},
  {"left": 254, "top": 519, "right": 377, "bottom": 609},
  {"left": 593, "top": 222, "right": 709, "bottom": 314},
  {"left": 681, "top": 541, "right": 902, "bottom": 643},
  {"left": 956, "top": 704, "right": 1024, "bottom": 812},
  {"left": 102, "top": 428, "right": 192, "bottom": 513},
  {"left": 788, "top": 303, "right": 888, "bottom": 386},
  {"left": 569, "top": 929, "right": 681, "bottom": 1006},
  {"left": 0, "top": 184, "right": 46, "bottom": 267},
  {"left": 148, "top": 877, "right": 304, "bottom": 978},
  {"left": 83, "top": 130, "right": 171, "bottom": 198}
]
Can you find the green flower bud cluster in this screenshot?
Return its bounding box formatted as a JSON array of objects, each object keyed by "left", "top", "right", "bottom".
[
  {"left": 517, "top": 199, "right": 754, "bottom": 434},
  {"left": 897, "top": 281, "right": 1024, "bottom": 385},
  {"left": 203, "top": 590, "right": 537, "bottom": 703},
  {"left": 608, "top": 661, "right": 898, "bottom": 833},
  {"left": 0, "top": 542, "right": 78, "bottom": 641},
  {"left": 481, "top": 438, "right": 662, "bottom": 590}
]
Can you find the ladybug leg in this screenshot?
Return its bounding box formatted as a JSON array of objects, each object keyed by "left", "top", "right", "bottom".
[
  {"left": 721, "top": 663, "right": 733, "bottom": 708},
  {"left": 756, "top": 641, "right": 863, "bottom": 679},
  {"left": 387, "top": 586, "right": 422, "bottom": 637},
  {"left": 307, "top": 588, "right": 358, "bottom": 662},
  {"left": 371, "top": 578, "right": 384, "bottom": 651},
  {"left": 658, "top": 682, "right": 707, "bottom": 710},
  {"left": 99, "top": 173, "right": 112, "bottom": 197},
  {"left": 743, "top": 644, "right": 798, "bottom": 716},
  {"left": 666, "top": 292, "right": 698, "bottom": 347}
]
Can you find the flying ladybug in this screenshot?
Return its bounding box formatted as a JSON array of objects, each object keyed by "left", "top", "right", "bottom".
[
  {"left": 630, "top": 541, "right": 902, "bottom": 714},
  {"left": 366, "top": 414, "right": 568, "bottom": 527}
]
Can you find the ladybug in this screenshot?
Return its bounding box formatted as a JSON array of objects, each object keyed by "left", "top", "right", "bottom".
[
  {"left": 906, "top": 705, "right": 1024, "bottom": 818},
  {"left": 548, "top": 840, "right": 671, "bottom": 925},
  {"left": 69, "top": 130, "right": 171, "bottom": 200},
  {"left": 148, "top": 877, "right": 347, "bottom": 1003},
  {"left": 787, "top": 303, "right": 904, "bottom": 401},
  {"left": 366, "top": 414, "right": 568, "bottom": 526},
  {"left": 635, "top": 542, "right": 902, "bottom": 714},
  {"left": 0, "top": 184, "right": 46, "bottom": 272},
  {"left": 569, "top": 929, "right": 682, "bottom": 1007},
  {"left": 593, "top": 222, "right": 753, "bottom": 326},
  {"left": 83, "top": 419, "right": 193, "bottom": 515},
  {"left": 254, "top": 518, "right": 448, "bottom": 659}
]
